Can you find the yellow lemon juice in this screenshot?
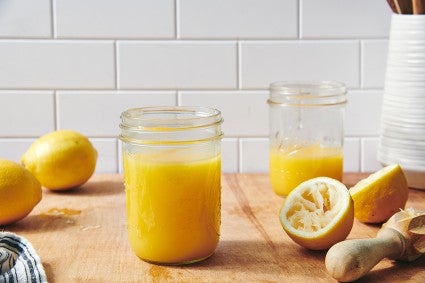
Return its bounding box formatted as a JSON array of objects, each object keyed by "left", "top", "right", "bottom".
[
  {"left": 270, "top": 144, "right": 343, "bottom": 196},
  {"left": 124, "top": 152, "right": 221, "bottom": 264}
]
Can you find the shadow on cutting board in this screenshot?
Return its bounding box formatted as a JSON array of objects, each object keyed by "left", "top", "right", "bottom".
[{"left": 43, "top": 179, "right": 124, "bottom": 197}]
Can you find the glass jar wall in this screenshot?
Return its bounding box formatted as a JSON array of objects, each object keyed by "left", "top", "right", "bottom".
[
  {"left": 120, "top": 106, "right": 223, "bottom": 265},
  {"left": 268, "top": 81, "right": 347, "bottom": 196}
]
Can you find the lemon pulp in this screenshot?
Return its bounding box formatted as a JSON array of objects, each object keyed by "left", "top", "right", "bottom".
[{"left": 280, "top": 177, "right": 354, "bottom": 250}]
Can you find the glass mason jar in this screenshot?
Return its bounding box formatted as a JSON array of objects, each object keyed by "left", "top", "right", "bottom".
[
  {"left": 120, "top": 106, "right": 223, "bottom": 265},
  {"left": 268, "top": 81, "right": 347, "bottom": 196}
]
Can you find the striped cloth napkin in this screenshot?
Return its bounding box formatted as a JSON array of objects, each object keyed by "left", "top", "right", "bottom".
[{"left": 0, "top": 232, "right": 47, "bottom": 283}]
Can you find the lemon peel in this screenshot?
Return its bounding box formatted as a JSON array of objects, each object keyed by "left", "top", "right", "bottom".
[
  {"left": 21, "top": 130, "right": 97, "bottom": 190},
  {"left": 350, "top": 164, "right": 408, "bottom": 223},
  {"left": 279, "top": 177, "right": 354, "bottom": 250},
  {"left": 0, "top": 159, "right": 42, "bottom": 225}
]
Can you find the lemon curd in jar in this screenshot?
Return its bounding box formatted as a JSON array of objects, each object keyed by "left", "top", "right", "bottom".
[
  {"left": 120, "top": 106, "right": 223, "bottom": 265},
  {"left": 124, "top": 151, "right": 221, "bottom": 264},
  {"left": 270, "top": 144, "right": 343, "bottom": 196}
]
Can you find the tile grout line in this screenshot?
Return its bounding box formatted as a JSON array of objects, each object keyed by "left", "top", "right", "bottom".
[
  {"left": 176, "top": 90, "right": 180, "bottom": 106},
  {"left": 175, "top": 0, "right": 180, "bottom": 39},
  {"left": 114, "top": 41, "right": 119, "bottom": 90},
  {"left": 359, "top": 138, "right": 364, "bottom": 172},
  {"left": 53, "top": 90, "right": 58, "bottom": 130},
  {"left": 51, "top": 0, "right": 57, "bottom": 38},
  {"left": 237, "top": 41, "right": 241, "bottom": 89},
  {"left": 115, "top": 138, "right": 120, "bottom": 174},
  {"left": 359, "top": 40, "right": 364, "bottom": 89},
  {"left": 237, "top": 138, "right": 242, "bottom": 173},
  {"left": 298, "top": 0, "right": 302, "bottom": 39}
]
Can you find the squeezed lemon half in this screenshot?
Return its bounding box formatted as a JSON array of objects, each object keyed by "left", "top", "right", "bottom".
[{"left": 279, "top": 177, "right": 354, "bottom": 250}]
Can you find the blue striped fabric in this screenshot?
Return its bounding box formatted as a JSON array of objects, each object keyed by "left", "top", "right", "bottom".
[{"left": 0, "top": 232, "right": 46, "bottom": 283}]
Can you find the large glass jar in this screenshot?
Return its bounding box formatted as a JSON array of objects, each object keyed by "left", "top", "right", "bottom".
[
  {"left": 268, "top": 82, "right": 347, "bottom": 196},
  {"left": 120, "top": 106, "right": 223, "bottom": 265}
]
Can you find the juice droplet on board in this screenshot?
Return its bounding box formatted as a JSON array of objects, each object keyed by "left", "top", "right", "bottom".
[{"left": 40, "top": 207, "right": 82, "bottom": 216}]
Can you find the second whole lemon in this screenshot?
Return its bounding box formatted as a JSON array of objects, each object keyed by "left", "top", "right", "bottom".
[
  {"left": 0, "top": 159, "right": 42, "bottom": 225},
  {"left": 21, "top": 130, "right": 97, "bottom": 191}
]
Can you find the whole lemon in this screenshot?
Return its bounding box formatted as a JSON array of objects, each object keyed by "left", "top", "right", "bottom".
[
  {"left": 21, "top": 130, "right": 97, "bottom": 191},
  {"left": 0, "top": 159, "right": 42, "bottom": 225}
]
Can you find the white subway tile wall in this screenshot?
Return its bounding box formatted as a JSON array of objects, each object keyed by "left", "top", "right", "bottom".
[
  {"left": 240, "top": 41, "right": 360, "bottom": 88},
  {"left": 0, "top": 0, "right": 51, "bottom": 38},
  {"left": 0, "top": 0, "right": 392, "bottom": 173},
  {"left": 117, "top": 41, "right": 237, "bottom": 89},
  {"left": 301, "top": 0, "right": 391, "bottom": 38},
  {"left": 0, "top": 41, "right": 115, "bottom": 89},
  {"left": 55, "top": 0, "right": 175, "bottom": 38},
  {"left": 361, "top": 40, "right": 388, "bottom": 88},
  {"left": 56, "top": 91, "right": 176, "bottom": 135},
  {"left": 179, "top": 0, "right": 298, "bottom": 39}
]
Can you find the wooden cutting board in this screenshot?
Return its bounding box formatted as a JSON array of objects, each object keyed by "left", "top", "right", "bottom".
[{"left": 3, "top": 173, "right": 425, "bottom": 282}]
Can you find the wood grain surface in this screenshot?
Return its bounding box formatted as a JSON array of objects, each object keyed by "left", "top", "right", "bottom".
[{"left": 3, "top": 173, "right": 425, "bottom": 282}]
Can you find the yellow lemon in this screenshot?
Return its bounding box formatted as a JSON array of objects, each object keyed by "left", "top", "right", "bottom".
[
  {"left": 21, "top": 130, "right": 97, "bottom": 191},
  {"left": 279, "top": 177, "right": 354, "bottom": 250},
  {"left": 0, "top": 159, "right": 42, "bottom": 225},
  {"left": 350, "top": 164, "right": 408, "bottom": 224}
]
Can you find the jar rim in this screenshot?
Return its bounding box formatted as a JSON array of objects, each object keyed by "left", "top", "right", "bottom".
[
  {"left": 120, "top": 106, "right": 223, "bottom": 145},
  {"left": 268, "top": 81, "right": 347, "bottom": 106},
  {"left": 120, "top": 106, "right": 222, "bottom": 130}
]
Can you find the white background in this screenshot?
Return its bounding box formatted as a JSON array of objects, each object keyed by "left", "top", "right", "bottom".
[{"left": 0, "top": 0, "right": 392, "bottom": 173}]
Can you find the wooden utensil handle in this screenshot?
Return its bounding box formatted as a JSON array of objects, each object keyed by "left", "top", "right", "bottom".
[
  {"left": 413, "top": 0, "right": 425, "bottom": 14},
  {"left": 387, "top": 0, "right": 398, "bottom": 13},
  {"left": 325, "top": 228, "right": 406, "bottom": 282}
]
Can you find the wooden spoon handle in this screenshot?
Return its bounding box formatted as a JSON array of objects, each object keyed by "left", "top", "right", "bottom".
[
  {"left": 387, "top": 0, "right": 398, "bottom": 13},
  {"left": 394, "top": 0, "right": 413, "bottom": 13},
  {"left": 325, "top": 228, "right": 405, "bottom": 282},
  {"left": 413, "top": 0, "right": 425, "bottom": 14}
]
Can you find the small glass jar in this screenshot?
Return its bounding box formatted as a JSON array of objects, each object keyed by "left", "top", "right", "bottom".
[
  {"left": 120, "top": 106, "right": 223, "bottom": 265},
  {"left": 268, "top": 81, "right": 347, "bottom": 196}
]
